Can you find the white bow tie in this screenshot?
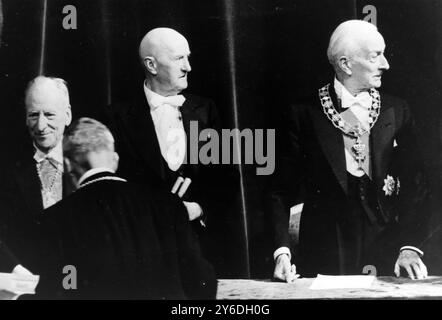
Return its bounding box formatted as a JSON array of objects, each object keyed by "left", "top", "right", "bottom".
[
  {"left": 342, "top": 91, "right": 371, "bottom": 110},
  {"left": 150, "top": 94, "right": 186, "bottom": 110}
]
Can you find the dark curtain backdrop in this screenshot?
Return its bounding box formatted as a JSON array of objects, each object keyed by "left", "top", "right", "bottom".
[{"left": 0, "top": 0, "right": 441, "bottom": 278}]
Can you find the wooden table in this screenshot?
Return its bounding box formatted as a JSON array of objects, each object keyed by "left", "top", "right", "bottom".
[{"left": 217, "top": 276, "right": 442, "bottom": 299}]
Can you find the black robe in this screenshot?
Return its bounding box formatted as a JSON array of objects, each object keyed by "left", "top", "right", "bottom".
[{"left": 36, "top": 171, "right": 217, "bottom": 299}]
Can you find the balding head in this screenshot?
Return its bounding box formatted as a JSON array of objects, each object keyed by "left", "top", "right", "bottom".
[
  {"left": 139, "top": 28, "right": 191, "bottom": 96},
  {"left": 139, "top": 28, "right": 188, "bottom": 61}
]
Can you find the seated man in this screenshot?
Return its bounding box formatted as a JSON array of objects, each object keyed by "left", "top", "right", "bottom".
[{"left": 37, "top": 117, "right": 217, "bottom": 299}]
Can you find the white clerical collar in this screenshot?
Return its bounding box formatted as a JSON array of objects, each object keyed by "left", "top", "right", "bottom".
[
  {"left": 33, "top": 142, "right": 64, "bottom": 168},
  {"left": 77, "top": 167, "right": 115, "bottom": 187}
]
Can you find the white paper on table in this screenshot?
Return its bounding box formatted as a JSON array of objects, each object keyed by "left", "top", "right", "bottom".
[
  {"left": 309, "top": 274, "right": 375, "bottom": 290},
  {"left": 0, "top": 272, "right": 40, "bottom": 295}
]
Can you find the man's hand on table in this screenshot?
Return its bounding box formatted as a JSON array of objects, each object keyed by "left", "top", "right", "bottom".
[
  {"left": 394, "top": 249, "right": 428, "bottom": 280},
  {"left": 273, "top": 254, "right": 299, "bottom": 283}
]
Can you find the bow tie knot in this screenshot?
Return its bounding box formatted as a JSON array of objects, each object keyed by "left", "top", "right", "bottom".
[
  {"left": 342, "top": 91, "right": 371, "bottom": 110},
  {"left": 151, "top": 94, "right": 186, "bottom": 110}
]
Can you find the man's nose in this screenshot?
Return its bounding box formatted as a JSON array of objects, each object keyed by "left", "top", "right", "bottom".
[
  {"left": 36, "top": 113, "right": 47, "bottom": 131},
  {"left": 380, "top": 54, "right": 390, "bottom": 70},
  {"left": 182, "top": 57, "right": 191, "bottom": 72}
]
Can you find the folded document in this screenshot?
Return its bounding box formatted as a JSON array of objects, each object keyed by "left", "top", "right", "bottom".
[
  {"left": 0, "top": 272, "right": 40, "bottom": 296},
  {"left": 310, "top": 274, "right": 375, "bottom": 290}
]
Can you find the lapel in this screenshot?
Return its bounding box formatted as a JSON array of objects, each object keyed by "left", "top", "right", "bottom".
[
  {"left": 370, "top": 94, "right": 395, "bottom": 189},
  {"left": 181, "top": 95, "right": 208, "bottom": 175},
  {"left": 15, "top": 158, "right": 43, "bottom": 215},
  {"left": 181, "top": 96, "right": 201, "bottom": 166},
  {"left": 310, "top": 86, "right": 348, "bottom": 194},
  {"left": 124, "top": 92, "right": 167, "bottom": 179},
  {"left": 63, "top": 171, "right": 76, "bottom": 197},
  {"left": 181, "top": 95, "right": 200, "bottom": 133}
]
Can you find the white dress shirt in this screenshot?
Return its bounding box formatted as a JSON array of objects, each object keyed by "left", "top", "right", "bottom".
[
  {"left": 33, "top": 142, "right": 64, "bottom": 169},
  {"left": 143, "top": 82, "right": 186, "bottom": 171}
]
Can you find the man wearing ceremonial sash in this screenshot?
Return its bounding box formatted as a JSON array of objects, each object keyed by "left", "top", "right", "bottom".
[{"left": 269, "top": 20, "right": 430, "bottom": 281}]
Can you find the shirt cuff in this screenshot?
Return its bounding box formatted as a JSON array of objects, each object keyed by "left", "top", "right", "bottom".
[
  {"left": 400, "top": 246, "right": 424, "bottom": 257},
  {"left": 273, "top": 247, "right": 291, "bottom": 261}
]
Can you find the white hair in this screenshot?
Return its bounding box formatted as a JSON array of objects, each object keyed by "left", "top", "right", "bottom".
[
  {"left": 327, "top": 20, "right": 379, "bottom": 70},
  {"left": 63, "top": 117, "right": 115, "bottom": 167},
  {"left": 25, "top": 76, "right": 70, "bottom": 108}
]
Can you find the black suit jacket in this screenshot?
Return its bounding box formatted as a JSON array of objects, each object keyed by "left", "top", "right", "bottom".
[
  {"left": 101, "top": 91, "right": 238, "bottom": 230},
  {"left": 0, "top": 146, "right": 75, "bottom": 272},
  {"left": 37, "top": 171, "right": 217, "bottom": 299},
  {"left": 268, "top": 84, "right": 429, "bottom": 276}
]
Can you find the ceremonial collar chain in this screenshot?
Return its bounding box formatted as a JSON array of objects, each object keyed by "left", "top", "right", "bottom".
[{"left": 318, "top": 84, "right": 381, "bottom": 138}]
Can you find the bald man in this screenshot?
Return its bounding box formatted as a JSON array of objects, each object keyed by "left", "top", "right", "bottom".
[
  {"left": 102, "top": 28, "right": 239, "bottom": 276},
  {"left": 268, "top": 20, "right": 430, "bottom": 281},
  {"left": 0, "top": 76, "right": 75, "bottom": 274}
]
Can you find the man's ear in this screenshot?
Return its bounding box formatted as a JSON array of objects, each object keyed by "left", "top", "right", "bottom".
[
  {"left": 112, "top": 151, "right": 119, "bottom": 172},
  {"left": 144, "top": 56, "right": 157, "bottom": 75},
  {"left": 65, "top": 105, "right": 72, "bottom": 126},
  {"left": 64, "top": 157, "right": 81, "bottom": 189},
  {"left": 338, "top": 56, "right": 352, "bottom": 76},
  {"left": 64, "top": 157, "right": 73, "bottom": 174}
]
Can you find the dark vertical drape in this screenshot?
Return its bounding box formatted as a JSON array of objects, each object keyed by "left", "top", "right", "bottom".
[
  {"left": 0, "top": 0, "right": 441, "bottom": 278},
  {"left": 100, "top": 0, "right": 112, "bottom": 105},
  {"left": 38, "top": 0, "right": 47, "bottom": 75},
  {"left": 0, "top": 0, "right": 3, "bottom": 44},
  {"left": 222, "top": 0, "right": 251, "bottom": 279}
]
